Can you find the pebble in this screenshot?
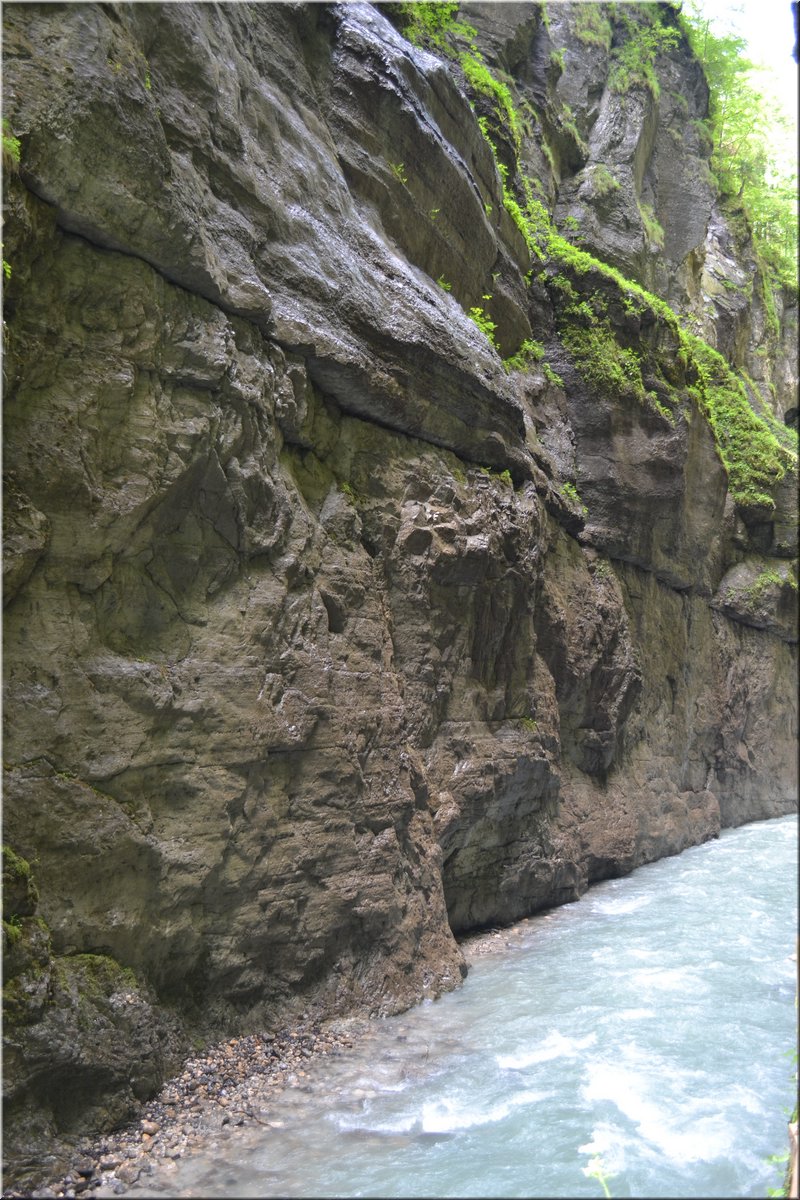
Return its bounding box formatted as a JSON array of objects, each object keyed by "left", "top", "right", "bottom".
[{"left": 8, "top": 1019, "right": 364, "bottom": 1199}]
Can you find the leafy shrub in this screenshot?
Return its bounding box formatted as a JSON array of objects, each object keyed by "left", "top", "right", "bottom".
[
  {"left": 385, "top": 2, "right": 476, "bottom": 52},
  {"left": 608, "top": 6, "right": 679, "bottom": 98},
  {"left": 468, "top": 303, "right": 498, "bottom": 347},
  {"left": 503, "top": 338, "right": 544, "bottom": 372},
  {"left": 561, "top": 481, "right": 588, "bottom": 515}
]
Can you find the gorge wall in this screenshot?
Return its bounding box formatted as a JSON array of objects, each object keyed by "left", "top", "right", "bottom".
[{"left": 2, "top": 1, "right": 797, "bottom": 1186}]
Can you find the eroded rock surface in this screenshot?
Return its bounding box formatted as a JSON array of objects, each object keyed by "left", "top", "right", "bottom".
[{"left": 2, "top": 2, "right": 796, "bottom": 1189}]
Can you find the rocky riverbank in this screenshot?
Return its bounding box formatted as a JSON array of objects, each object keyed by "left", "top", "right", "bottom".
[
  {"left": 3, "top": 1019, "right": 366, "bottom": 1199},
  {"left": 2, "top": 0, "right": 796, "bottom": 1186},
  {"left": 4, "top": 930, "right": 516, "bottom": 1200}
]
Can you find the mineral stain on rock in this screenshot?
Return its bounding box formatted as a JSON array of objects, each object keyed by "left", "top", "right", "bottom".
[{"left": 1, "top": 1, "right": 797, "bottom": 1191}]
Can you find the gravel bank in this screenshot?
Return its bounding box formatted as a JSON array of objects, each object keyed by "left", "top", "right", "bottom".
[
  {"left": 6, "top": 1017, "right": 369, "bottom": 1199},
  {"left": 6, "top": 928, "right": 523, "bottom": 1199}
]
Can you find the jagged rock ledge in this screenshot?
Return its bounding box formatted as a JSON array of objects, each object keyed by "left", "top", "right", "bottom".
[{"left": 2, "top": 2, "right": 796, "bottom": 1191}]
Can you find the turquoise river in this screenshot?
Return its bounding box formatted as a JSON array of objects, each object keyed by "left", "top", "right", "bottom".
[{"left": 127, "top": 813, "right": 798, "bottom": 1199}]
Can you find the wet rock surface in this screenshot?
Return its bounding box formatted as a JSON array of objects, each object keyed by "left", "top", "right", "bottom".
[{"left": 2, "top": 2, "right": 796, "bottom": 1189}]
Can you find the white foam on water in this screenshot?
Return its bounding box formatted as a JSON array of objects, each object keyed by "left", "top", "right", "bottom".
[
  {"left": 420, "top": 1087, "right": 546, "bottom": 1133},
  {"left": 496, "top": 1029, "right": 597, "bottom": 1069},
  {"left": 579, "top": 1120, "right": 631, "bottom": 1175},
  {"left": 590, "top": 894, "right": 654, "bottom": 916},
  {"left": 724, "top": 1082, "right": 763, "bottom": 1116},
  {"left": 629, "top": 965, "right": 701, "bottom": 993},
  {"left": 627, "top": 946, "right": 661, "bottom": 961},
  {"left": 582, "top": 1061, "right": 735, "bottom": 1163},
  {"left": 334, "top": 1112, "right": 419, "bottom": 1135},
  {"left": 331, "top": 1083, "right": 550, "bottom": 1138}
]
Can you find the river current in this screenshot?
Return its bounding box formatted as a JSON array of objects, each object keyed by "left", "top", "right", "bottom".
[{"left": 128, "top": 814, "right": 797, "bottom": 1199}]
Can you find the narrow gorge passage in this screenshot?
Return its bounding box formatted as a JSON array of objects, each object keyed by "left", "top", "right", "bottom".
[{"left": 2, "top": 0, "right": 796, "bottom": 1191}]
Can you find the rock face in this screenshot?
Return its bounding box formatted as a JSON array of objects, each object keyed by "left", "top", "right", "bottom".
[{"left": 2, "top": 1, "right": 797, "bottom": 1187}]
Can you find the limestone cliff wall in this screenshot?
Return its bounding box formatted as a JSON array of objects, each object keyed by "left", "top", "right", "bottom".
[{"left": 2, "top": 1, "right": 797, "bottom": 1185}]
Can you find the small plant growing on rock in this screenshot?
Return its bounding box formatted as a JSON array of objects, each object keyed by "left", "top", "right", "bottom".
[
  {"left": 389, "top": 161, "right": 408, "bottom": 185},
  {"left": 468, "top": 307, "right": 497, "bottom": 344},
  {"left": 503, "top": 338, "right": 544, "bottom": 372},
  {"left": 608, "top": 7, "right": 679, "bottom": 99},
  {"left": 468, "top": 297, "right": 498, "bottom": 348},
  {"left": 573, "top": 4, "right": 613, "bottom": 49},
  {"left": 591, "top": 165, "right": 620, "bottom": 199},
  {"left": 639, "top": 201, "right": 665, "bottom": 248},
  {"left": 561, "top": 481, "right": 588, "bottom": 515},
  {"left": 389, "top": 1, "right": 476, "bottom": 54},
  {"left": 2, "top": 119, "right": 20, "bottom": 168}
]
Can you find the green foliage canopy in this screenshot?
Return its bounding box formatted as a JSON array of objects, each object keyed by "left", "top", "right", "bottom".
[{"left": 681, "top": 4, "right": 798, "bottom": 289}]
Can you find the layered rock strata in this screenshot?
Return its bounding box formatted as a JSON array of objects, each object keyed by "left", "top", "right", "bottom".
[{"left": 2, "top": 2, "right": 796, "bottom": 1188}]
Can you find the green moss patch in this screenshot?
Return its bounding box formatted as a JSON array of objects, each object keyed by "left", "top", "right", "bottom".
[
  {"left": 683, "top": 336, "right": 796, "bottom": 511},
  {"left": 2, "top": 845, "right": 39, "bottom": 918}
]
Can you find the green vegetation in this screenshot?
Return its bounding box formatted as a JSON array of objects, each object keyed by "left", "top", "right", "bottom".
[
  {"left": 2, "top": 120, "right": 20, "bottom": 280},
  {"left": 59, "top": 952, "right": 139, "bottom": 998},
  {"left": 436, "top": 275, "right": 452, "bottom": 292},
  {"left": 638, "top": 201, "right": 665, "bottom": 248},
  {"left": 385, "top": 1, "right": 476, "bottom": 52},
  {"left": 2, "top": 914, "right": 23, "bottom": 945},
  {"left": 547, "top": 267, "right": 664, "bottom": 412},
  {"left": 390, "top": 0, "right": 796, "bottom": 516},
  {"left": 591, "top": 165, "right": 620, "bottom": 199},
  {"left": 461, "top": 52, "right": 521, "bottom": 149},
  {"left": 503, "top": 338, "right": 544, "bottom": 372},
  {"left": 747, "top": 566, "right": 795, "bottom": 600},
  {"left": 684, "top": 335, "right": 795, "bottom": 509},
  {"left": 608, "top": 5, "right": 680, "bottom": 99},
  {"left": 389, "top": 161, "right": 408, "bottom": 186},
  {"left": 572, "top": 4, "right": 613, "bottom": 50},
  {"left": 549, "top": 49, "right": 565, "bottom": 73},
  {"left": 560, "top": 319, "right": 648, "bottom": 403},
  {"left": 481, "top": 465, "right": 513, "bottom": 487},
  {"left": 2, "top": 118, "right": 20, "bottom": 167},
  {"left": 766, "top": 1149, "right": 791, "bottom": 1199},
  {"left": 468, "top": 299, "right": 498, "bottom": 347},
  {"left": 681, "top": 3, "right": 797, "bottom": 290},
  {"left": 561, "top": 480, "right": 588, "bottom": 515},
  {"left": 542, "top": 227, "right": 795, "bottom": 502},
  {"left": 586, "top": 1156, "right": 614, "bottom": 1198},
  {"left": 3, "top": 844, "right": 34, "bottom": 883},
  {"left": 560, "top": 103, "right": 587, "bottom": 155}
]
